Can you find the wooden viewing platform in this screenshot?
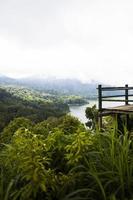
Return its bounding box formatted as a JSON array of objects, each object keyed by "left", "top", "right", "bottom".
[{"left": 97, "top": 84, "right": 133, "bottom": 129}]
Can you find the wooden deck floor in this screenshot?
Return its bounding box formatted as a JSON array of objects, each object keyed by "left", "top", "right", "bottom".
[{"left": 101, "top": 104, "right": 133, "bottom": 116}]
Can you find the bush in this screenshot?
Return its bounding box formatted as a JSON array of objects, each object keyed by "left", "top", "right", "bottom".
[{"left": 0, "top": 116, "right": 133, "bottom": 200}]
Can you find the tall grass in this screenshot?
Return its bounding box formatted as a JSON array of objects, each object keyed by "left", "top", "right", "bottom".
[{"left": 78, "top": 121, "right": 133, "bottom": 200}]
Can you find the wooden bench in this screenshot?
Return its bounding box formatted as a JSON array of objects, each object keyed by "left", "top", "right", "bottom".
[{"left": 97, "top": 84, "right": 133, "bottom": 129}]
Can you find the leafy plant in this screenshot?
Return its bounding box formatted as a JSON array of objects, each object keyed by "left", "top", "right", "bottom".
[{"left": 0, "top": 115, "right": 133, "bottom": 200}]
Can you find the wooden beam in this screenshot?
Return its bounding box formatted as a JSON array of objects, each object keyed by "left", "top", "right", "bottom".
[
  {"left": 97, "top": 84, "right": 133, "bottom": 131},
  {"left": 125, "top": 84, "right": 129, "bottom": 130},
  {"left": 98, "top": 86, "right": 133, "bottom": 91},
  {"left": 98, "top": 85, "right": 102, "bottom": 130},
  {"left": 102, "top": 99, "right": 131, "bottom": 102}
]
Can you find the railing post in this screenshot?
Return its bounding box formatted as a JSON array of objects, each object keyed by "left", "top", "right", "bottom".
[
  {"left": 98, "top": 85, "right": 102, "bottom": 130},
  {"left": 125, "top": 84, "right": 128, "bottom": 105},
  {"left": 125, "top": 84, "right": 129, "bottom": 130}
]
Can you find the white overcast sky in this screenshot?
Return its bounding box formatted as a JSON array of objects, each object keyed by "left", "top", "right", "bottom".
[{"left": 0, "top": 0, "right": 133, "bottom": 85}]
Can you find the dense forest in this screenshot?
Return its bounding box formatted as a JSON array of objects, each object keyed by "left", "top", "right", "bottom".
[
  {"left": 0, "top": 82, "right": 133, "bottom": 200},
  {"left": 0, "top": 86, "right": 69, "bottom": 131}
]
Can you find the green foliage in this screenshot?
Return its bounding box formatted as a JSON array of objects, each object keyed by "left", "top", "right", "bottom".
[
  {"left": 0, "top": 86, "right": 69, "bottom": 131},
  {"left": 59, "top": 115, "right": 85, "bottom": 134},
  {"left": 0, "top": 117, "right": 33, "bottom": 144},
  {"left": 61, "top": 95, "right": 89, "bottom": 105},
  {"left": 0, "top": 115, "right": 133, "bottom": 200},
  {"left": 85, "top": 105, "right": 114, "bottom": 130},
  {"left": 90, "top": 129, "right": 133, "bottom": 200},
  {"left": 0, "top": 128, "right": 53, "bottom": 199},
  {"left": 85, "top": 104, "right": 98, "bottom": 129},
  {"left": 33, "top": 120, "right": 51, "bottom": 137},
  {"left": 65, "top": 130, "right": 94, "bottom": 165}
]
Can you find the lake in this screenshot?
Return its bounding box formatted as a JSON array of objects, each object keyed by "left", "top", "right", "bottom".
[
  {"left": 69, "top": 100, "right": 97, "bottom": 124},
  {"left": 69, "top": 100, "right": 124, "bottom": 124}
]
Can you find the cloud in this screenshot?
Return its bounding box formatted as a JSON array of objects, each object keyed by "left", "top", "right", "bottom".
[{"left": 0, "top": 0, "right": 133, "bottom": 85}]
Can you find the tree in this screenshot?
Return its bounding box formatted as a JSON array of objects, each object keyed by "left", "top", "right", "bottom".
[
  {"left": 59, "top": 115, "right": 84, "bottom": 134},
  {"left": 85, "top": 105, "right": 98, "bottom": 129},
  {"left": 0, "top": 117, "right": 33, "bottom": 144}
]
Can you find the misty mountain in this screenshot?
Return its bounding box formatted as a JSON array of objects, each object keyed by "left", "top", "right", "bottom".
[
  {"left": 18, "top": 77, "right": 98, "bottom": 98},
  {"left": 0, "top": 75, "right": 99, "bottom": 98},
  {"left": 0, "top": 74, "right": 16, "bottom": 85}
]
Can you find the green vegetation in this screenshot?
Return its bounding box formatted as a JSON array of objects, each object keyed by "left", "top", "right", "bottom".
[
  {"left": 0, "top": 113, "right": 133, "bottom": 199},
  {"left": 61, "top": 95, "right": 89, "bottom": 105},
  {"left": 0, "top": 85, "right": 133, "bottom": 200},
  {"left": 0, "top": 86, "right": 69, "bottom": 131},
  {"left": 85, "top": 104, "right": 98, "bottom": 129}
]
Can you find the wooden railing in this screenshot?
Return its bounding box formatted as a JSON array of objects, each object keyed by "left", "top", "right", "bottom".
[
  {"left": 97, "top": 84, "right": 133, "bottom": 129},
  {"left": 98, "top": 84, "right": 133, "bottom": 111}
]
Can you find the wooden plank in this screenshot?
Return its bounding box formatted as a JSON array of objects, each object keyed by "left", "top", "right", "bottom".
[
  {"left": 97, "top": 85, "right": 133, "bottom": 129},
  {"left": 98, "top": 87, "right": 133, "bottom": 91},
  {"left": 98, "top": 111, "right": 114, "bottom": 116},
  {"left": 100, "top": 110, "right": 133, "bottom": 116},
  {"left": 102, "top": 94, "right": 133, "bottom": 98},
  {"left": 102, "top": 105, "right": 133, "bottom": 113},
  {"left": 102, "top": 99, "right": 128, "bottom": 102},
  {"left": 102, "top": 99, "right": 133, "bottom": 102},
  {"left": 102, "top": 95, "right": 126, "bottom": 98}
]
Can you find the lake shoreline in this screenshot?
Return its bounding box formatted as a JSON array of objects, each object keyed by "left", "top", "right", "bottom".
[{"left": 69, "top": 100, "right": 97, "bottom": 123}]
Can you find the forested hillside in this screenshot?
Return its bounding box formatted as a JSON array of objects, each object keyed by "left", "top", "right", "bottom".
[{"left": 0, "top": 86, "right": 69, "bottom": 131}]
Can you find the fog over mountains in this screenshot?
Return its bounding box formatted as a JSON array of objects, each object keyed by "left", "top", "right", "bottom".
[{"left": 0, "top": 74, "right": 100, "bottom": 98}]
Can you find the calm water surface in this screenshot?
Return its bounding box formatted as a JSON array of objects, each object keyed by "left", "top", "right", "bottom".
[{"left": 69, "top": 100, "right": 124, "bottom": 124}]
